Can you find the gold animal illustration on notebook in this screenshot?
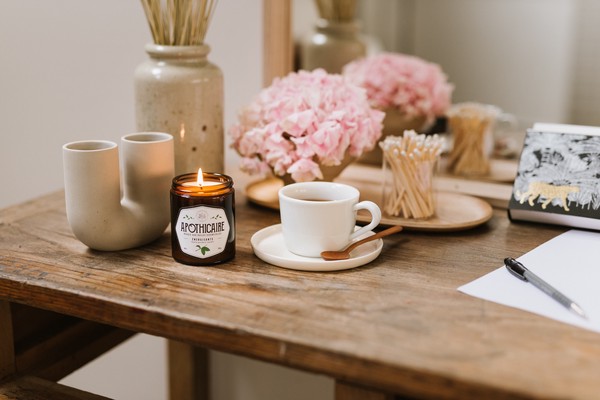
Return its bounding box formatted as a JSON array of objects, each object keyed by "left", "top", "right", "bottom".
[{"left": 517, "top": 181, "right": 580, "bottom": 212}]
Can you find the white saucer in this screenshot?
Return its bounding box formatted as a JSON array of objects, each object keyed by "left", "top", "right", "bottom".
[{"left": 250, "top": 224, "right": 383, "bottom": 272}]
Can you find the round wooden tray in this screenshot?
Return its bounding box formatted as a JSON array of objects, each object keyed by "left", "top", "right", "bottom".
[{"left": 245, "top": 178, "right": 493, "bottom": 232}]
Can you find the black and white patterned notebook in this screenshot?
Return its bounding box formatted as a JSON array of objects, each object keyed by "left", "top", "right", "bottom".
[{"left": 508, "top": 123, "right": 600, "bottom": 230}]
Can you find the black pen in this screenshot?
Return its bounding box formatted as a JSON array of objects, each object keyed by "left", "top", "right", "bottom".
[{"left": 504, "top": 257, "right": 588, "bottom": 320}]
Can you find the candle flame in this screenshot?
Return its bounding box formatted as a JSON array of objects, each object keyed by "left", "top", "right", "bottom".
[{"left": 196, "top": 168, "right": 203, "bottom": 186}]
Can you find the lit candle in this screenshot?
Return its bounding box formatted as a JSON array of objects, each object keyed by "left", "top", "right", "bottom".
[
  {"left": 170, "top": 168, "right": 235, "bottom": 266},
  {"left": 181, "top": 168, "right": 222, "bottom": 187}
]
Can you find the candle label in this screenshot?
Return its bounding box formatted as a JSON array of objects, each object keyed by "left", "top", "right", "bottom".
[{"left": 175, "top": 205, "right": 230, "bottom": 259}]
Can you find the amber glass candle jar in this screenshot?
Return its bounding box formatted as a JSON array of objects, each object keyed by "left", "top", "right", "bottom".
[{"left": 170, "top": 171, "right": 235, "bottom": 266}]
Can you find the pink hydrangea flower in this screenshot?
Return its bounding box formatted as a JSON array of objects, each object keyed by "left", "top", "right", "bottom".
[
  {"left": 229, "top": 69, "right": 384, "bottom": 182},
  {"left": 343, "top": 53, "right": 453, "bottom": 124},
  {"left": 287, "top": 158, "right": 323, "bottom": 182}
]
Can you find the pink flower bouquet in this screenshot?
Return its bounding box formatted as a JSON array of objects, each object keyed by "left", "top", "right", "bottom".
[
  {"left": 343, "top": 52, "right": 453, "bottom": 124},
  {"left": 229, "top": 69, "right": 385, "bottom": 182}
]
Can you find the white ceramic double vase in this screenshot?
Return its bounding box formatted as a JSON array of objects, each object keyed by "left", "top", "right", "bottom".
[
  {"left": 135, "top": 44, "right": 224, "bottom": 176},
  {"left": 62, "top": 133, "right": 174, "bottom": 251},
  {"left": 279, "top": 182, "right": 381, "bottom": 258}
]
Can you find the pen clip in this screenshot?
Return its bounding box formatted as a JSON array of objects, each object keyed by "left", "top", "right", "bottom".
[{"left": 504, "top": 257, "right": 528, "bottom": 281}]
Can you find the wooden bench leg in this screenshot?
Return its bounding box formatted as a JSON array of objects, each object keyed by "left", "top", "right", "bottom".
[
  {"left": 168, "top": 340, "right": 209, "bottom": 400},
  {"left": 335, "top": 381, "right": 394, "bottom": 400},
  {"left": 0, "top": 375, "right": 112, "bottom": 400},
  {"left": 0, "top": 301, "right": 15, "bottom": 380},
  {"left": 2, "top": 302, "right": 113, "bottom": 399}
]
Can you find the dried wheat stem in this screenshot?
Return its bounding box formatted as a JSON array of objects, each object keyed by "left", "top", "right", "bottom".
[
  {"left": 315, "top": 0, "right": 357, "bottom": 22},
  {"left": 140, "top": 0, "right": 218, "bottom": 46}
]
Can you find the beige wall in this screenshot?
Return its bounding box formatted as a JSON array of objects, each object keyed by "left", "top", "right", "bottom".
[
  {"left": 409, "top": 0, "right": 576, "bottom": 128},
  {"left": 298, "top": 0, "right": 600, "bottom": 130},
  {"left": 0, "top": 0, "right": 258, "bottom": 209}
]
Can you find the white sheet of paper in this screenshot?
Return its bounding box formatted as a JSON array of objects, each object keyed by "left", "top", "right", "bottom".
[{"left": 458, "top": 229, "right": 600, "bottom": 333}]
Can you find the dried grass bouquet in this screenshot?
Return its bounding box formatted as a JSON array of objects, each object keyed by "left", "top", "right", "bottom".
[{"left": 140, "top": 0, "right": 217, "bottom": 45}]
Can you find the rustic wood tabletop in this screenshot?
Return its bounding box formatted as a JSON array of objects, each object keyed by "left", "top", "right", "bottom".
[{"left": 1, "top": 189, "right": 598, "bottom": 399}]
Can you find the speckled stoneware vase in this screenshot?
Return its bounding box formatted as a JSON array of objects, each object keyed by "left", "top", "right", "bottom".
[
  {"left": 301, "top": 19, "right": 366, "bottom": 74},
  {"left": 134, "top": 44, "right": 224, "bottom": 175}
]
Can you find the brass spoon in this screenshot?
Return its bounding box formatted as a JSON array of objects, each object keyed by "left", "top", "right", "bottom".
[{"left": 320, "top": 225, "right": 404, "bottom": 261}]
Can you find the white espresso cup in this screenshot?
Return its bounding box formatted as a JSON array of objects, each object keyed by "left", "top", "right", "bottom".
[{"left": 278, "top": 182, "right": 382, "bottom": 258}]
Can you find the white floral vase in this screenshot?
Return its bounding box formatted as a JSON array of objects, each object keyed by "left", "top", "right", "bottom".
[{"left": 135, "top": 44, "right": 224, "bottom": 175}]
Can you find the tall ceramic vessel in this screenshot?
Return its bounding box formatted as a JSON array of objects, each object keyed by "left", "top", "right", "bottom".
[
  {"left": 301, "top": 19, "right": 366, "bottom": 73},
  {"left": 135, "top": 44, "right": 224, "bottom": 175},
  {"left": 63, "top": 132, "right": 174, "bottom": 251}
]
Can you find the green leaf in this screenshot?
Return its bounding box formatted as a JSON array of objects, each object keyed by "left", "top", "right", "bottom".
[{"left": 200, "top": 246, "right": 210, "bottom": 255}]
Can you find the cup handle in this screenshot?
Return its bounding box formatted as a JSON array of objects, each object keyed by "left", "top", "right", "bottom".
[{"left": 350, "top": 201, "right": 382, "bottom": 241}]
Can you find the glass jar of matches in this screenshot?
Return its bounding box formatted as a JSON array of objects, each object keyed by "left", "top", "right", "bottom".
[
  {"left": 380, "top": 130, "right": 444, "bottom": 219},
  {"left": 447, "top": 102, "right": 499, "bottom": 176}
]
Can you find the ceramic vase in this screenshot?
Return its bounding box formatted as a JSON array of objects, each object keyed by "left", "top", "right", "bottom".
[
  {"left": 300, "top": 19, "right": 366, "bottom": 73},
  {"left": 62, "top": 132, "right": 174, "bottom": 251},
  {"left": 359, "top": 108, "right": 428, "bottom": 166},
  {"left": 134, "top": 44, "right": 224, "bottom": 175}
]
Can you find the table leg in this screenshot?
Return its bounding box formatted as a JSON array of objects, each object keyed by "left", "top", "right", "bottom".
[
  {"left": 168, "top": 340, "right": 209, "bottom": 400},
  {"left": 0, "top": 301, "right": 15, "bottom": 379},
  {"left": 335, "top": 381, "right": 395, "bottom": 400}
]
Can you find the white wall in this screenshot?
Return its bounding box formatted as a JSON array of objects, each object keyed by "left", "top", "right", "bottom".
[
  {"left": 58, "top": 335, "right": 333, "bottom": 400},
  {"left": 0, "top": 0, "right": 258, "bottom": 209},
  {"left": 0, "top": 1, "right": 333, "bottom": 399},
  {"left": 570, "top": 0, "right": 600, "bottom": 127},
  {"left": 296, "top": 0, "right": 584, "bottom": 130},
  {"left": 410, "top": 0, "right": 576, "bottom": 128}
]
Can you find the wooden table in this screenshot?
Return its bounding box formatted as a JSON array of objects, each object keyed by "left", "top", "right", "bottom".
[{"left": 1, "top": 190, "right": 599, "bottom": 399}]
